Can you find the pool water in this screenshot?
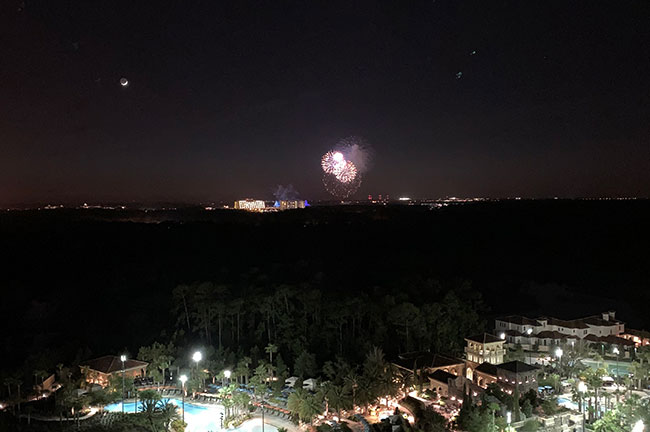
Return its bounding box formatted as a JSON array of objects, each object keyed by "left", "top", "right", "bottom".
[{"left": 105, "top": 398, "right": 279, "bottom": 432}]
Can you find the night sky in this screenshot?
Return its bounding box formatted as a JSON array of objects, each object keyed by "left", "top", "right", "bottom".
[{"left": 2, "top": 0, "right": 649, "bottom": 204}]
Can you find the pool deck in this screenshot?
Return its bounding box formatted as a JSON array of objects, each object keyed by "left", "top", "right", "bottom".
[{"left": 247, "top": 413, "right": 303, "bottom": 432}]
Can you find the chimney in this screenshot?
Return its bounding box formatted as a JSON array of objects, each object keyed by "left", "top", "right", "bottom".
[
  {"left": 602, "top": 312, "right": 609, "bottom": 321},
  {"left": 609, "top": 311, "right": 616, "bottom": 320}
]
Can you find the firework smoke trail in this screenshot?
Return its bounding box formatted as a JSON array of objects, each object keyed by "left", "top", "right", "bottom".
[{"left": 336, "top": 136, "right": 372, "bottom": 174}]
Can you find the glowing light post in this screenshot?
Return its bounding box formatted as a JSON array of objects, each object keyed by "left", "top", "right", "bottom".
[
  {"left": 192, "top": 351, "right": 202, "bottom": 390},
  {"left": 120, "top": 354, "right": 127, "bottom": 414},
  {"left": 180, "top": 375, "right": 188, "bottom": 424},
  {"left": 578, "top": 381, "right": 587, "bottom": 432},
  {"left": 555, "top": 347, "right": 563, "bottom": 378},
  {"left": 223, "top": 369, "right": 231, "bottom": 387},
  {"left": 613, "top": 347, "right": 620, "bottom": 382},
  {"left": 526, "top": 328, "right": 533, "bottom": 364},
  {"left": 506, "top": 411, "right": 512, "bottom": 432}
]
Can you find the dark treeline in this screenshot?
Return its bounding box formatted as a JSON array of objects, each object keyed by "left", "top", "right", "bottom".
[
  {"left": 169, "top": 279, "right": 486, "bottom": 367},
  {"left": 1, "top": 200, "right": 650, "bottom": 375}
]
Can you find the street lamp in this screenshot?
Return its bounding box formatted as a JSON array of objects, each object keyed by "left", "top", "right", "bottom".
[
  {"left": 613, "top": 347, "right": 620, "bottom": 381},
  {"left": 120, "top": 354, "right": 127, "bottom": 414},
  {"left": 526, "top": 328, "right": 533, "bottom": 364},
  {"left": 192, "top": 351, "right": 202, "bottom": 390},
  {"left": 223, "top": 369, "right": 231, "bottom": 386},
  {"left": 499, "top": 332, "right": 506, "bottom": 340},
  {"left": 180, "top": 375, "right": 188, "bottom": 424},
  {"left": 578, "top": 381, "right": 587, "bottom": 432},
  {"left": 506, "top": 411, "right": 512, "bottom": 431}
]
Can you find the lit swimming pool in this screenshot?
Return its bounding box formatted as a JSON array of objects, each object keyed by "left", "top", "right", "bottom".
[{"left": 105, "top": 398, "right": 279, "bottom": 432}]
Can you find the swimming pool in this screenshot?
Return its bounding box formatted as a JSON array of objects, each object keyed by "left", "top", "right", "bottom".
[{"left": 105, "top": 398, "right": 279, "bottom": 432}]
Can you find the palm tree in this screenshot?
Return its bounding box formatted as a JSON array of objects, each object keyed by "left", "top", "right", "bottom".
[
  {"left": 327, "top": 384, "right": 352, "bottom": 418},
  {"left": 159, "top": 355, "right": 172, "bottom": 388},
  {"left": 343, "top": 370, "right": 360, "bottom": 407},
  {"left": 583, "top": 368, "right": 606, "bottom": 421},
  {"left": 236, "top": 357, "right": 251, "bottom": 385},
  {"left": 16, "top": 379, "right": 22, "bottom": 414},
  {"left": 3, "top": 377, "right": 13, "bottom": 397},
  {"left": 265, "top": 344, "right": 278, "bottom": 364},
  {"left": 160, "top": 400, "right": 180, "bottom": 430},
  {"left": 289, "top": 388, "right": 323, "bottom": 425}
]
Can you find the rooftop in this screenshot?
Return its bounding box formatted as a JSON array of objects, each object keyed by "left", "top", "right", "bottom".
[
  {"left": 474, "top": 362, "right": 498, "bottom": 376},
  {"left": 81, "top": 356, "right": 148, "bottom": 374},
  {"left": 497, "top": 361, "right": 539, "bottom": 374},
  {"left": 466, "top": 333, "right": 504, "bottom": 344},
  {"left": 497, "top": 312, "right": 624, "bottom": 330},
  {"left": 428, "top": 369, "right": 458, "bottom": 384},
  {"left": 624, "top": 328, "right": 650, "bottom": 338},
  {"left": 394, "top": 352, "right": 464, "bottom": 371}
]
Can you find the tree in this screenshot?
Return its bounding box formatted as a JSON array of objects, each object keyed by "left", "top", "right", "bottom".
[
  {"left": 325, "top": 383, "right": 352, "bottom": 418},
  {"left": 513, "top": 386, "right": 521, "bottom": 422},
  {"left": 294, "top": 351, "right": 318, "bottom": 378},
  {"left": 288, "top": 388, "right": 323, "bottom": 424},
  {"left": 160, "top": 401, "right": 180, "bottom": 431},
  {"left": 582, "top": 367, "right": 606, "bottom": 421},
  {"left": 235, "top": 356, "right": 252, "bottom": 385},
  {"left": 265, "top": 343, "right": 278, "bottom": 364}
]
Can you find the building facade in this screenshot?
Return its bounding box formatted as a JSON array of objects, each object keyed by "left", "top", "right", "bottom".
[
  {"left": 234, "top": 199, "right": 266, "bottom": 211},
  {"left": 464, "top": 333, "right": 506, "bottom": 365},
  {"left": 80, "top": 356, "right": 148, "bottom": 387},
  {"left": 495, "top": 311, "right": 630, "bottom": 353}
]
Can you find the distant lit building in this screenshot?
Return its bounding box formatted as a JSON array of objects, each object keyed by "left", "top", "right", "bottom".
[
  {"left": 234, "top": 199, "right": 266, "bottom": 211},
  {"left": 280, "top": 200, "right": 306, "bottom": 210}
]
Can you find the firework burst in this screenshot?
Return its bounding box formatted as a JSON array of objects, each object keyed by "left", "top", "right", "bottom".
[
  {"left": 322, "top": 172, "right": 362, "bottom": 198},
  {"left": 320, "top": 136, "right": 371, "bottom": 198}
]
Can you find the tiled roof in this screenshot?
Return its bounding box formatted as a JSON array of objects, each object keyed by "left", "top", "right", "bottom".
[
  {"left": 582, "top": 316, "right": 624, "bottom": 327},
  {"left": 428, "top": 369, "right": 458, "bottom": 384},
  {"left": 624, "top": 329, "right": 650, "bottom": 339},
  {"left": 466, "top": 333, "right": 504, "bottom": 344},
  {"left": 599, "top": 335, "right": 635, "bottom": 346},
  {"left": 534, "top": 330, "right": 566, "bottom": 339},
  {"left": 394, "top": 352, "right": 463, "bottom": 371},
  {"left": 474, "top": 362, "right": 498, "bottom": 376},
  {"left": 81, "top": 356, "right": 148, "bottom": 374},
  {"left": 498, "top": 312, "right": 623, "bottom": 332},
  {"left": 541, "top": 317, "right": 589, "bottom": 329},
  {"left": 495, "top": 316, "right": 539, "bottom": 326},
  {"left": 583, "top": 334, "right": 634, "bottom": 346},
  {"left": 497, "top": 361, "right": 539, "bottom": 374}
]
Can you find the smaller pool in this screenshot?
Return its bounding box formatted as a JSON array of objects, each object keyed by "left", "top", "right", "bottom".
[
  {"left": 105, "top": 398, "right": 279, "bottom": 432},
  {"left": 557, "top": 397, "right": 578, "bottom": 411}
]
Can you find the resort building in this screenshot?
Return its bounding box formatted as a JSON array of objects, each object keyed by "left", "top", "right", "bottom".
[
  {"left": 234, "top": 199, "right": 266, "bottom": 211},
  {"left": 471, "top": 361, "right": 539, "bottom": 394},
  {"left": 80, "top": 356, "right": 148, "bottom": 387},
  {"left": 464, "top": 333, "right": 506, "bottom": 365},
  {"left": 621, "top": 329, "right": 650, "bottom": 347},
  {"left": 393, "top": 352, "right": 465, "bottom": 381},
  {"left": 494, "top": 311, "right": 632, "bottom": 353},
  {"left": 279, "top": 200, "right": 306, "bottom": 210}
]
